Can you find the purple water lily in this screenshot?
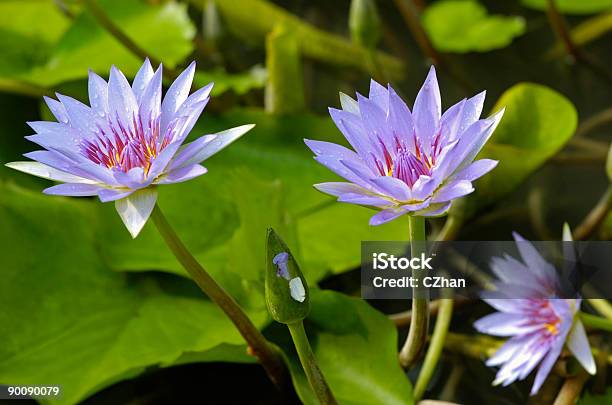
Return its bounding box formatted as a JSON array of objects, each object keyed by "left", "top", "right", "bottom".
[
  {"left": 305, "top": 66, "right": 504, "bottom": 225},
  {"left": 7, "top": 59, "right": 253, "bottom": 237},
  {"left": 474, "top": 230, "right": 595, "bottom": 395}
]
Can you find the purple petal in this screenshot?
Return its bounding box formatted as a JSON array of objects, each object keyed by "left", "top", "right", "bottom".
[
  {"left": 452, "top": 108, "right": 505, "bottom": 174},
  {"left": 337, "top": 192, "right": 390, "bottom": 206},
  {"left": 486, "top": 337, "right": 525, "bottom": 367},
  {"left": 6, "top": 161, "right": 94, "bottom": 184},
  {"left": 98, "top": 188, "right": 134, "bottom": 202},
  {"left": 451, "top": 159, "right": 498, "bottom": 182},
  {"left": 531, "top": 337, "right": 565, "bottom": 395},
  {"left": 439, "top": 98, "right": 466, "bottom": 144},
  {"left": 88, "top": 71, "right": 108, "bottom": 115},
  {"left": 414, "top": 201, "right": 449, "bottom": 217},
  {"left": 357, "top": 93, "right": 394, "bottom": 156},
  {"left": 169, "top": 125, "right": 253, "bottom": 170},
  {"left": 567, "top": 319, "right": 596, "bottom": 375},
  {"left": 138, "top": 66, "right": 163, "bottom": 126},
  {"left": 114, "top": 167, "right": 148, "bottom": 189},
  {"left": 24, "top": 150, "right": 76, "bottom": 172},
  {"left": 328, "top": 107, "right": 377, "bottom": 166},
  {"left": 155, "top": 164, "right": 207, "bottom": 184},
  {"left": 411, "top": 175, "right": 438, "bottom": 201},
  {"left": 474, "top": 312, "right": 541, "bottom": 336},
  {"left": 340, "top": 158, "right": 378, "bottom": 188},
  {"left": 170, "top": 83, "right": 213, "bottom": 143},
  {"left": 512, "top": 232, "right": 558, "bottom": 289},
  {"left": 413, "top": 66, "right": 441, "bottom": 151},
  {"left": 313, "top": 182, "right": 370, "bottom": 197},
  {"left": 388, "top": 85, "right": 415, "bottom": 148},
  {"left": 458, "top": 90, "right": 486, "bottom": 135},
  {"left": 147, "top": 141, "right": 184, "bottom": 179},
  {"left": 160, "top": 61, "right": 196, "bottom": 134},
  {"left": 368, "top": 79, "right": 389, "bottom": 111},
  {"left": 431, "top": 180, "right": 474, "bottom": 203},
  {"left": 43, "top": 183, "right": 103, "bottom": 197},
  {"left": 369, "top": 207, "right": 409, "bottom": 226},
  {"left": 132, "top": 58, "right": 155, "bottom": 102},
  {"left": 370, "top": 176, "right": 412, "bottom": 201},
  {"left": 55, "top": 95, "right": 100, "bottom": 140},
  {"left": 43, "top": 96, "right": 68, "bottom": 123},
  {"left": 108, "top": 65, "right": 138, "bottom": 133},
  {"left": 339, "top": 92, "right": 359, "bottom": 114}
]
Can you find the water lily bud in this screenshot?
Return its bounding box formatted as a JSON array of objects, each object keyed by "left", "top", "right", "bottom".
[
  {"left": 266, "top": 228, "right": 310, "bottom": 324},
  {"left": 349, "top": 0, "right": 381, "bottom": 49},
  {"left": 606, "top": 142, "right": 612, "bottom": 181}
]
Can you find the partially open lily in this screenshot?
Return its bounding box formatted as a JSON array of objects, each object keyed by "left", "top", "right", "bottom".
[
  {"left": 305, "top": 66, "right": 504, "bottom": 225},
  {"left": 474, "top": 229, "right": 596, "bottom": 395},
  {"left": 7, "top": 59, "right": 254, "bottom": 237}
]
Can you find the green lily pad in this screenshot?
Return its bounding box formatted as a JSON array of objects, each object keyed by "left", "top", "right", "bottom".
[
  {"left": 522, "top": 0, "right": 612, "bottom": 15},
  {"left": 422, "top": 0, "right": 526, "bottom": 53},
  {"left": 0, "top": 181, "right": 267, "bottom": 405},
  {"left": 451, "top": 83, "right": 578, "bottom": 219}
]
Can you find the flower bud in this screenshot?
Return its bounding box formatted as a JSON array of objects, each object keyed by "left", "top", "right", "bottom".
[
  {"left": 265, "top": 228, "right": 310, "bottom": 324},
  {"left": 349, "top": 0, "right": 381, "bottom": 49}
]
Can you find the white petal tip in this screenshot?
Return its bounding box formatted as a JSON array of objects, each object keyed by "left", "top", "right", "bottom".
[
  {"left": 562, "top": 223, "right": 573, "bottom": 241},
  {"left": 115, "top": 188, "right": 157, "bottom": 239},
  {"left": 289, "top": 277, "right": 306, "bottom": 302}
]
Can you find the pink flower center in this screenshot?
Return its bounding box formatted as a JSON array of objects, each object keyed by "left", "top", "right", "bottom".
[
  {"left": 373, "top": 132, "right": 443, "bottom": 187},
  {"left": 82, "top": 115, "right": 173, "bottom": 174}
]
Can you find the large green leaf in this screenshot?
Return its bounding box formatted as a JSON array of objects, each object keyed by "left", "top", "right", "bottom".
[
  {"left": 0, "top": 0, "right": 265, "bottom": 96},
  {"left": 0, "top": 181, "right": 267, "bottom": 405},
  {"left": 286, "top": 290, "right": 413, "bottom": 405},
  {"left": 422, "top": 0, "right": 526, "bottom": 53},
  {"left": 521, "top": 0, "right": 612, "bottom": 14},
  {"left": 451, "top": 83, "right": 578, "bottom": 219},
  {"left": 0, "top": 0, "right": 68, "bottom": 79},
  {"left": 187, "top": 0, "right": 405, "bottom": 79},
  {"left": 22, "top": 0, "right": 195, "bottom": 86}
]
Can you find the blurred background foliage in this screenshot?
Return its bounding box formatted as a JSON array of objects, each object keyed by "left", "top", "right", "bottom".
[{"left": 0, "top": 0, "right": 611, "bottom": 404}]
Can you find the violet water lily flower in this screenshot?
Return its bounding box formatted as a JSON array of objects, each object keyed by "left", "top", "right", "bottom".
[
  {"left": 305, "top": 66, "right": 504, "bottom": 225},
  {"left": 7, "top": 59, "right": 254, "bottom": 237},
  {"left": 474, "top": 230, "right": 596, "bottom": 395}
]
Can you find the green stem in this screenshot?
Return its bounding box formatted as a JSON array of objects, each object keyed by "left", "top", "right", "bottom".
[
  {"left": 587, "top": 299, "right": 612, "bottom": 320},
  {"left": 84, "top": 0, "right": 178, "bottom": 80},
  {"left": 436, "top": 214, "right": 463, "bottom": 241},
  {"left": 580, "top": 312, "right": 612, "bottom": 332},
  {"left": 573, "top": 186, "right": 612, "bottom": 240},
  {"left": 399, "top": 215, "right": 429, "bottom": 368},
  {"left": 150, "top": 205, "right": 288, "bottom": 389},
  {"left": 287, "top": 321, "right": 338, "bottom": 405},
  {"left": 414, "top": 298, "right": 453, "bottom": 401},
  {"left": 0, "top": 78, "right": 52, "bottom": 98}
]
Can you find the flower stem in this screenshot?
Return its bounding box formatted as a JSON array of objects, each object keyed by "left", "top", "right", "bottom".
[
  {"left": 84, "top": 0, "right": 178, "bottom": 80},
  {"left": 573, "top": 186, "right": 612, "bottom": 240},
  {"left": 579, "top": 312, "right": 612, "bottom": 332},
  {"left": 399, "top": 215, "right": 429, "bottom": 368},
  {"left": 287, "top": 321, "right": 338, "bottom": 405},
  {"left": 414, "top": 298, "right": 453, "bottom": 401},
  {"left": 392, "top": 0, "right": 440, "bottom": 65},
  {"left": 150, "top": 204, "right": 289, "bottom": 389},
  {"left": 553, "top": 370, "right": 590, "bottom": 405},
  {"left": 587, "top": 299, "right": 612, "bottom": 321}
]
